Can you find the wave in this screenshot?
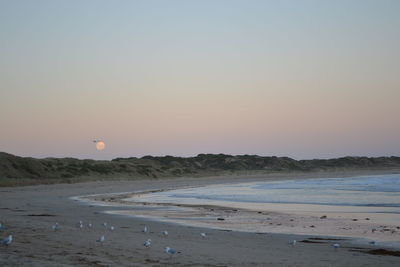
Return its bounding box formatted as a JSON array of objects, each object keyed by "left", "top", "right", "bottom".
[{"left": 165, "top": 174, "right": 400, "bottom": 208}]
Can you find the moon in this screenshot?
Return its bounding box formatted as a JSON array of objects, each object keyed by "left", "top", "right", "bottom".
[{"left": 95, "top": 141, "right": 106, "bottom": 151}]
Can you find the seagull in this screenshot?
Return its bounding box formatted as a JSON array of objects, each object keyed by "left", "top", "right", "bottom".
[
  {"left": 102, "top": 222, "right": 108, "bottom": 228},
  {"left": 96, "top": 235, "right": 105, "bottom": 245},
  {"left": 52, "top": 222, "right": 60, "bottom": 232},
  {"left": 162, "top": 230, "right": 168, "bottom": 237},
  {"left": 110, "top": 226, "right": 115, "bottom": 231},
  {"left": 143, "top": 239, "right": 152, "bottom": 248},
  {"left": 200, "top": 232, "right": 207, "bottom": 238},
  {"left": 77, "top": 221, "right": 83, "bottom": 229},
  {"left": 87, "top": 223, "right": 93, "bottom": 229},
  {"left": 0, "top": 223, "right": 5, "bottom": 230},
  {"left": 142, "top": 226, "right": 148, "bottom": 233},
  {"left": 332, "top": 243, "right": 340, "bottom": 249},
  {"left": 289, "top": 240, "right": 296, "bottom": 246},
  {"left": 164, "top": 246, "right": 177, "bottom": 257},
  {"left": 2, "top": 235, "right": 12, "bottom": 246}
]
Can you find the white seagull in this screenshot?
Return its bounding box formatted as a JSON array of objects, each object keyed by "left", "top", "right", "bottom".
[
  {"left": 143, "top": 239, "right": 152, "bottom": 248},
  {"left": 142, "top": 226, "right": 148, "bottom": 233},
  {"left": 162, "top": 230, "right": 168, "bottom": 237},
  {"left": 52, "top": 222, "right": 60, "bottom": 232},
  {"left": 110, "top": 226, "right": 115, "bottom": 231},
  {"left": 289, "top": 240, "right": 297, "bottom": 246},
  {"left": 332, "top": 243, "right": 340, "bottom": 249},
  {"left": 87, "top": 223, "right": 93, "bottom": 229},
  {"left": 164, "top": 246, "right": 177, "bottom": 257},
  {"left": 2, "top": 235, "right": 13, "bottom": 246},
  {"left": 97, "top": 235, "right": 105, "bottom": 245},
  {"left": 200, "top": 232, "right": 207, "bottom": 238}
]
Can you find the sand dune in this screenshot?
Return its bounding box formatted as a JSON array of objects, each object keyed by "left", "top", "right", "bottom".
[{"left": 2, "top": 151, "right": 400, "bottom": 186}]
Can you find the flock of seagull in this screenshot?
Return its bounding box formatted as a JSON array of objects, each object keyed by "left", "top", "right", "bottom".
[
  {"left": 76, "top": 220, "right": 194, "bottom": 257},
  {"left": 1, "top": 220, "right": 356, "bottom": 259},
  {"left": 0, "top": 220, "right": 209, "bottom": 258}
]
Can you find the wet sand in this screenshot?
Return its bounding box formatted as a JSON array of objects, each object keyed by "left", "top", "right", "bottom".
[
  {"left": 1, "top": 171, "right": 400, "bottom": 266},
  {"left": 91, "top": 184, "right": 400, "bottom": 245}
]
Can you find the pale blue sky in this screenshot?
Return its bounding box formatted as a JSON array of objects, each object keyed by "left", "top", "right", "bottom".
[{"left": 1, "top": 0, "right": 399, "bottom": 159}]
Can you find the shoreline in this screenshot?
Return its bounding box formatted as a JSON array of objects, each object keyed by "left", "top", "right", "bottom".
[
  {"left": 77, "top": 173, "right": 400, "bottom": 247},
  {"left": 1, "top": 170, "right": 400, "bottom": 266}
]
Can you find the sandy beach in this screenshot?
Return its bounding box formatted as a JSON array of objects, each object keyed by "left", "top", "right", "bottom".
[{"left": 1, "top": 171, "right": 400, "bottom": 266}]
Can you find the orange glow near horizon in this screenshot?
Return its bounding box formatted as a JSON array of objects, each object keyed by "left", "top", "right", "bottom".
[{"left": 0, "top": 1, "right": 399, "bottom": 159}]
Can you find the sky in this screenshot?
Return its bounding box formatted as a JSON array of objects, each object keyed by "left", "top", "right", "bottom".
[{"left": 1, "top": 0, "right": 399, "bottom": 160}]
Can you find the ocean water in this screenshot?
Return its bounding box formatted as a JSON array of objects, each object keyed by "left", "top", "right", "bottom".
[
  {"left": 134, "top": 174, "right": 400, "bottom": 211},
  {"left": 116, "top": 174, "right": 400, "bottom": 244},
  {"left": 170, "top": 174, "right": 400, "bottom": 208}
]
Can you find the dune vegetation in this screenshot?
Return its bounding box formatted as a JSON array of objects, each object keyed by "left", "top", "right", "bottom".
[{"left": 1, "top": 152, "right": 400, "bottom": 186}]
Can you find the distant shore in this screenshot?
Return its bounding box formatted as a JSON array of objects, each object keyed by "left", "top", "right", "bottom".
[{"left": 1, "top": 170, "right": 400, "bottom": 266}]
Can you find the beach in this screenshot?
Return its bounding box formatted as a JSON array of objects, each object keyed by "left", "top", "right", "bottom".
[{"left": 1, "top": 171, "right": 400, "bottom": 266}]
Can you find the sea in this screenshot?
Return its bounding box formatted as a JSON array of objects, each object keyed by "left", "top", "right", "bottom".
[
  {"left": 131, "top": 174, "right": 400, "bottom": 224},
  {"left": 103, "top": 173, "right": 400, "bottom": 246},
  {"left": 135, "top": 174, "right": 399, "bottom": 207}
]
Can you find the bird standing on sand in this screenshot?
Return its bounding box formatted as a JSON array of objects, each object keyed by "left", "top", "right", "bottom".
[
  {"left": 97, "top": 235, "right": 105, "bottom": 245},
  {"left": 0, "top": 223, "right": 5, "bottom": 231},
  {"left": 162, "top": 230, "right": 168, "bottom": 237},
  {"left": 200, "top": 232, "right": 207, "bottom": 238},
  {"left": 87, "top": 223, "right": 93, "bottom": 229},
  {"left": 143, "top": 226, "right": 148, "bottom": 233},
  {"left": 290, "top": 240, "right": 296, "bottom": 246},
  {"left": 332, "top": 243, "right": 340, "bottom": 249},
  {"left": 143, "top": 239, "right": 151, "bottom": 248},
  {"left": 164, "top": 246, "right": 177, "bottom": 257},
  {"left": 52, "top": 222, "right": 60, "bottom": 232},
  {"left": 110, "top": 226, "right": 115, "bottom": 231},
  {"left": 102, "top": 222, "right": 108, "bottom": 228},
  {"left": 2, "top": 235, "right": 12, "bottom": 246}
]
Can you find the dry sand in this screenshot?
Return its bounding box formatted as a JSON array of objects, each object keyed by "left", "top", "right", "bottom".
[{"left": 1, "top": 171, "right": 400, "bottom": 266}]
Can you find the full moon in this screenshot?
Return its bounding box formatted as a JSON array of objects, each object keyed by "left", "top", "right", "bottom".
[{"left": 95, "top": 141, "right": 106, "bottom": 151}]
